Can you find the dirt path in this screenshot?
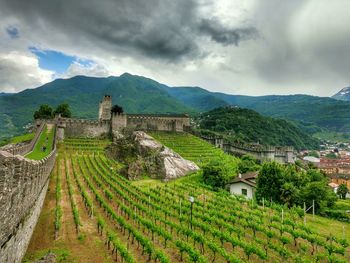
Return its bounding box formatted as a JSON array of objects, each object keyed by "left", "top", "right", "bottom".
[
  {"left": 25, "top": 164, "right": 57, "bottom": 252},
  {"left": 24, "top": 158, "right": 113, "bottom": 263}
]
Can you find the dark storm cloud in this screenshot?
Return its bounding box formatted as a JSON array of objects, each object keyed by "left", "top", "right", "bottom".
[
  {"left": 6, "top": 26, "right": 19, "bottom": 39},
  {"left": 199, "top": 19, "right": 258, "bottom": 46},
  {"left": 0, "top": 0, "right": 257, "bottom": 61}
]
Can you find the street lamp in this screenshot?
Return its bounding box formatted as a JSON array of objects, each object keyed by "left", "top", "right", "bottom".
[{"left": 189, "top": 196, "right": 194, "bottom": 229}]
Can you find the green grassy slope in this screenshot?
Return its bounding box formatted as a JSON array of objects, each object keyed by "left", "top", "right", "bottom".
[
  {"left": 149, "top": 131, "right": 235, "bottom": 166},
  {"left": 11, "top": 132, "right": 35, "bottom": 144},
  {"left": 26, "top": 125, "right": 55, "bottom": 160}
]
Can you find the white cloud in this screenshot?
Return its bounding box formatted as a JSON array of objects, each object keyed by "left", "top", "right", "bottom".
[
  {"left": 62, "top": 61, "right": 110, "bottom": 79},
  {"left": 0, "top": 52, "right": 53, "bottom": 92}
]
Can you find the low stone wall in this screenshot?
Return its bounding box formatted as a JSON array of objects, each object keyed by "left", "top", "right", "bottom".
[
  {"left": 0, "top": 122, "right": 45, "bottom": 156},
  {"left": 0, "top": 144, "right": 56, "bottom": 262}
]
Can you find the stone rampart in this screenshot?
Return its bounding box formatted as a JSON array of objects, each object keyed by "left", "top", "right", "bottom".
[
  {"left": 61, "top": 118, "right": 110, "bottom": 138},
  {"left": 0, "top": 128, "right": 57, "bottom": 262},
  {"left": 124, "top": 114, "right": 190, "bottom": 132},
  {"left": 200, "top": 135, "right": 295, "bottom": 164},
  {"left": 0, "top": 122, "right": 45, "bottom": 156}
]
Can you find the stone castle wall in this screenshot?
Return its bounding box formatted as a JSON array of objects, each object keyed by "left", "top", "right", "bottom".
[
  {"left": 62, "top": 118, "right": 110, "bottom": 138},
  {"left": 200, "top": 135, "right": 295, "bottom": 164},
  {"left": 126, "top": 114, "right": 190, "bottom": 132},
  {"left": 0, "top": 122, "right": 45, "bottom": 156},
  {"left": 111, "top": 113, "right": 190, "bottom": 133},
  {"left": 0, "top": 129, "right": 57, "bottom": 262}
]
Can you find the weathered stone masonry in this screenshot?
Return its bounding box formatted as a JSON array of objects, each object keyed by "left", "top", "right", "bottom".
[
  {"left": 54, "top": 95, "right": 191, "bottom": 141},
  {"left": 200, "top": 136, "right": 295, "bottom": 164},
  {"left": 0, "top": 126, "right": 57, "bottom": 263}
]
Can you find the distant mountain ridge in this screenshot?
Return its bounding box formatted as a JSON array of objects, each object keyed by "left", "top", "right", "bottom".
[
  {"left": 332, "top": 86, "right": 350, "bottom": 101},
  {"left": 1, "top": 73, "right": 350, "bottom": 140}
]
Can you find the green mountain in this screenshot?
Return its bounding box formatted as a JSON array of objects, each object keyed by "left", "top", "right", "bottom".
[
  {"left": 0, "top": 73, "right": 196, "bottom": 138},
  {"left": 162, "top": 86, "right": 228, "bottom": 111},
  {"left": 195, "top": 107, "right": 320, "bottom": 150},
  {"left": 212, "top": 93, "right": 350, "bottom": 132},
  {"left": 1, "top": 72, "right": 350, "bottom": 142}
]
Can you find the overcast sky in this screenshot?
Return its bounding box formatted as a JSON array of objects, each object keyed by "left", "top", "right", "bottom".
[{"left": 0, "top": 0, "right": 349, "bottom": 96}]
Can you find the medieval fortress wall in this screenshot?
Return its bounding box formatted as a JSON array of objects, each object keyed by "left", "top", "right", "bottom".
[
  {"left": 55, "top": 95, "right": 191, "bottom": 141},
  {"left": 0, "top": 129, "right": 57, "bottom": 262},
  {"left": 198, "top": 136, "right": 295, "bottom": 164}
]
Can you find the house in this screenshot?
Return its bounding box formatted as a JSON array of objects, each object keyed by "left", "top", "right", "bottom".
[
  {"left": 228, "top": 171, "right": 258, "bottom": 199},
  {"left": 328, "top": 182, "right": 339, "bottom": 194}
]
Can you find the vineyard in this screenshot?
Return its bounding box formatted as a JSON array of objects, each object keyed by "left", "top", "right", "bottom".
[
  {"left": 149, "top": 132, "right": 234, "bottom": 166},
  {"left": 24, "top": 135, "right": 350, "bottom": 262}
]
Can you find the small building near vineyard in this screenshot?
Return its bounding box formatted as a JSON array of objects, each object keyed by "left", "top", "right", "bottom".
[{"left": 228, "top": 171, "right": 258, "bottom": 199}]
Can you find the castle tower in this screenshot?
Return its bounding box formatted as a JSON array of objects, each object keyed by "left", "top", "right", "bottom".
[{"left": 98, "top": 95, "right": 112, "bottom": 121}]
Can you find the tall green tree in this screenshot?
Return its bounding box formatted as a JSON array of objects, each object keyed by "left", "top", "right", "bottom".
[
  {"left": 299, "top": 181, "right": 337, "bottom": 213},
  {"left": 54, "top": 103, "right": 71, "bottom": 118},
  {"left": 33, "top": 104, "right": 53, "bottom": 119},
  {"left": 337, "top": 184, "right": 348, "bottom": 200},
  {"left": 255, "top": 162, "right": 285, "bottom": 202}
]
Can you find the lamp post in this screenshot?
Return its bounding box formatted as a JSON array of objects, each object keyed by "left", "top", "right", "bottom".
[{"left": 189, "top": 196, "right": 194, "bottom": 230}]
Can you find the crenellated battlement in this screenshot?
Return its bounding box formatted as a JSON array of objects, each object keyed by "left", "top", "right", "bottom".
[{"left": 199, "top": 135, "right": 295, "bottom": 164}]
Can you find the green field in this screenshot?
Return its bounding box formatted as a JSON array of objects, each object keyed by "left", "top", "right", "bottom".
[
  {"left": 149, "top": 131, "right": 235, "bottom": 166},
  {"left": 26, "top": 125, "right": 55, "bottom": 160},
  {"left": 24, "top": 136, "right": 350, "bottom": 262},
  {"left": 11, "top": 132, "right": 35, "bottom": 144}
]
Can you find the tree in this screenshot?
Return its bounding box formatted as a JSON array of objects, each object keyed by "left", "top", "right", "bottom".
[
  {"left": 299, "top": 181, "right": 337, "bottom": 213},
  {"left": 238, "top": 154, "right": 260, "bottom": 174},
  {"left": 54, "top": 103, "right": 71, "bottom": 118},
  {"left": 337, "top": 184, "right": 348, "bottom": 199},
  {"left": 202, "top": 155, "right": 238, "bottom": 189},
  {"left": 280, "top": 182, "right": 299, "bottom": 208},
  {"left": 33, "top": 104, "right": 53, "bottom": 119},
  {"left": 325, "top": 152, "right": 338, "bottom": 159},
  {"left": 255, "top": 162, "right": 285, "bottom": 202},
  {"left": 111, "top": 104, "right": 124, "bottom": 114},
  {"left": 308, "top": 151, "right": 320, "bottom": 158}
]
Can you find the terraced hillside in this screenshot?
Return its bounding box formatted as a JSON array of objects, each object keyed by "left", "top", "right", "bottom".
[
  {"left": 23, "top": 136, "right": 350, "bottom": 262},
  {"left": 149, "top": 131, "right": 230, "bottom": 166}
]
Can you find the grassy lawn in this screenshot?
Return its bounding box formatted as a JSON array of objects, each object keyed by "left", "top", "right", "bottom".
[
  {"left": 0, "top": 132, "right": 35, "bottom": 147},
  {"left": 11, "top": 132, "right": 35, "bottom": 144},
  {"left": 26, "top": 125, "right": 55, "bottom": 160}
]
